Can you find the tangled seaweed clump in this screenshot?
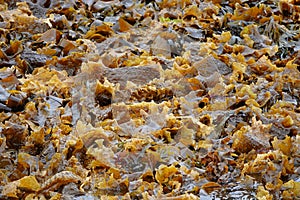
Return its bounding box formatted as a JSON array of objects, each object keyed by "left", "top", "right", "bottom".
[{"left": 1, "top": 0, "right": 300, "bottom": 199}]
